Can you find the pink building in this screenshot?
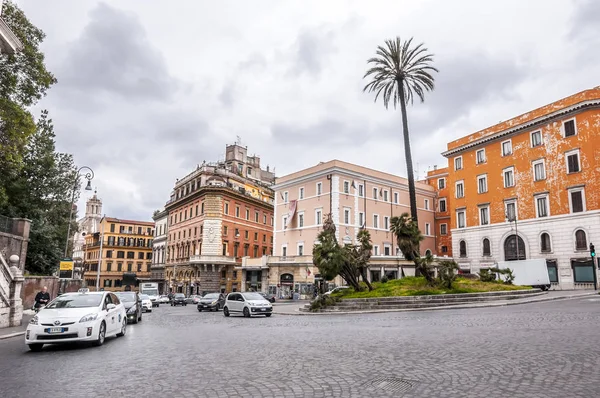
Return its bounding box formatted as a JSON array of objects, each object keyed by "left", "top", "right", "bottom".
[{"left": 265, "top": 160, "right": 437, "bottom": 297}]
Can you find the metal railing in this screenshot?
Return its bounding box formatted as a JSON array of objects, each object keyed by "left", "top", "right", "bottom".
[{"left": 0, "top": 215, "right": 15, "bottom": 234}]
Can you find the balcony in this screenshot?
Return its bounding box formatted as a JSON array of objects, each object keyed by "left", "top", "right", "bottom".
[{"left": 189, "top": 255, "right": 237, "bottom": 265}]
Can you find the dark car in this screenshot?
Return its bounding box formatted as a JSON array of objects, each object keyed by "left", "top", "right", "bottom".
[
  {"left": 197, "top": 293, "right": 226, "bottom": 312},
  {"left": 258, "top": 292, "right": 276, "bottom": 303},
  {"left": 114, "top": 291, "right": 142, "bottom": 324},
  {"left": 171, "top": 293, "right": 187, "bottom": 306}
]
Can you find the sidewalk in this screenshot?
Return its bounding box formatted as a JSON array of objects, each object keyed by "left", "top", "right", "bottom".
[
  {"left": 274, "top": 290, "right": 600, "bottom": 316},
  {"left": 0, "top": 312, "right": 33, "bottom": 340}
]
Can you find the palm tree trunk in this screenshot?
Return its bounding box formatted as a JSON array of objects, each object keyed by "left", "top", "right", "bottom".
[{"left": 397, "top": 78, "right": 418, "bottom": 224}]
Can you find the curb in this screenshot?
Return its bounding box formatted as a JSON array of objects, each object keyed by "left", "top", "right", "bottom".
[
  {"left": 276, "top": 291, "right": 599, "bottom": 316},
  {"left": 0, "top": 331, "right": 25, "bottom": 340}
]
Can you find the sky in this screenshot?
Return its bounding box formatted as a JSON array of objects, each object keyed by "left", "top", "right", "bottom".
[{"left": 14, "top": 0, "right": 600, "bottom": 221}]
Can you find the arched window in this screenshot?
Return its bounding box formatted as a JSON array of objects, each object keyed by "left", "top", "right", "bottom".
[
  {"left": 575, "top": 229, "right": 587, "bottom": 250},
  {"left": 425, "top": 249, "right": 432, "bottom": 257},
  {"left": 482, "top": 238, "right": 491, "bottom": 256},
  {"left": 459, "top": 241, "right": 467, "bottom": 258},
  {"left": 504, "top": 235, "right": 526, "bottom": 261},
  {"left": 540, "top": 233, "right": 552, "bottom": 252}
]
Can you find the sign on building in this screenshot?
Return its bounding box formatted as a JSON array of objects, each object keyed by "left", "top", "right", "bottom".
[{"left": 59, "top": 259, "right": 74, "bottom": 279}]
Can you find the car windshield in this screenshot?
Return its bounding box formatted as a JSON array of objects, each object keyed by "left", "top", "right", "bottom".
[
  {"left": 47, "top": 294, "right": 102, "bottom": 309},
  {"left": 243, "top": 293, "right": 266, "bottom": 301},
  {"left": 203, "top": 293, "right": 220, "bottom": 299},
  {"left": 115, "top": 293, "right": 136, "bottom": 302},
  {"left": 139, "top": 294, "right": 150, "bottom": 300},
  {"left": 141, "top": 289, "right": 158, "bottom": 296},
  {"left": 175, "top": 294, "right": 185, "bottom": 298}
]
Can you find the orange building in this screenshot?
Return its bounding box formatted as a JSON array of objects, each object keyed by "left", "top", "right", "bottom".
[
  {"left": 424, "top": 166, "right": 452, "bottom": 258},
  {"left": 439, "top": 87, "right": 600, "bottom": 289}
]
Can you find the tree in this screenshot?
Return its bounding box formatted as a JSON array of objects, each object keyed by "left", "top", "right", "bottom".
[
  {"left": 363, "top": 37, "right": 438, "bottom": 223},
  {"left": 390, "top": 212, "right": 435, "bottom": 284},
  {"left": 0, "top": 0, "right": 57, "bottom": 107},
  {"left": 347, "top": 228, "right": 374, "bottom": 291},
  {"left": 437, "top": 260, "right": 459, "bottom": 289}
]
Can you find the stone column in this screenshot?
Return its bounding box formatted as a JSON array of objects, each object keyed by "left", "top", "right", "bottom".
[{"left": 8, "top": 255, "right": 24, "bottom": 327}]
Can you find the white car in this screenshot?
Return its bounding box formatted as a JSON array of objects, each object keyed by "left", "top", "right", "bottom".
[
  {"left": 223, "top": 292, "right": 273, "bottom": 318},
  {"left": 139, "top": 294, "right": 153, "bottom": 312},
  {"left": 158, "top": 295, "right": 170, "bottom": 304},
  {"left": 25, "top": 291, "right": 127, "bottom": 351}
]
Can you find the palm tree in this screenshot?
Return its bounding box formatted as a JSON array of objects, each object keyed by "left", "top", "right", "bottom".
[
  {"left": 390, "top": 212, "right": 435, "bottom": 284},
  {"left": 363, "top": 37, "right": 438, "bottom": 223}
]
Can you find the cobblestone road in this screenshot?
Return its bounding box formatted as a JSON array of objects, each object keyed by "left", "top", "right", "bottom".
[{"left": 1, "top": 297, "right": 600, "bottom": 397}]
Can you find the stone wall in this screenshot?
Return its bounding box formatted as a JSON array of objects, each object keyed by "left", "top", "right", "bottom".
[{"left": 21, "top": 276, "right": 84, "bottom": 310}]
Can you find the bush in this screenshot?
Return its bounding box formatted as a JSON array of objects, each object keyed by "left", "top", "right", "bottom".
[
  {"left": 437, "top": 260, "right": 459, "bottom": 289},
  {"left": 380, "top": 275, "right": 389, "bottom": 283},
  {"left": 479, "top": 269, "right": 497, "bottom": 283},
  {"left": 309, "top": 294, "right": 338, "bottom": 312},
  {"left": 490, "top": 267, "right": 515, "bottom": 285}
]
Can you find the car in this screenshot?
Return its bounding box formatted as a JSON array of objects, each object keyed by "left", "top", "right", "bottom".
[
  {"left": 158, "top": 295, "right": 170, "bottom": 304},
  {"left": 197, "top": 293, "right": 226, "bottom": 312},
  {"left": 139, "top": 294, "right": 153, "bottom": 312},
  {"left": 171, "top": 293, "right": 187, "bottom": 306},
  {"left": 25, "top": 291, "right": 127, "bottom": 351},
  {"left": 114, "top": 291, "right": 142, "bottom": 324},
  {"left": 223, "top": 292, "right": 273, "bottom": 318},
  {"left": 324, "top": 286, "right": 350, "bottom": 295},
  {"left": 258, "top": 292, "right": 276, "bottom": 303},
  {"left": 186, "top": 295, "right": 202, "bottom": 305}
]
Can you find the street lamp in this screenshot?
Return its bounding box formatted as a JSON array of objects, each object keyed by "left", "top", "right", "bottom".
[
  {"left": 505, "top": 211, "right": 520, "bottom": 261},
  {"left": 64, "top": 166, "right": 94, "bottom": 258}
]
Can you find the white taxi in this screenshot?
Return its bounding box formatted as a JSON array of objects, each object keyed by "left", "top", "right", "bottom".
[{"left": 25, "top": 291, "right": 127, "bottom": 351}]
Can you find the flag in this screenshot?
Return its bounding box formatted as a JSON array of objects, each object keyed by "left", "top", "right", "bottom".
[
  {"left": 351, "top": 180, "right": 356, "bottom": 189},
  {"left": 379, "top": 189, "right": 383, "bottom": 197},
  {"left": 306, "top": 267, "right": 311, "bottom": 276},
  {"left": 280, "top": 192, "right": 284, "bottom": 200}
]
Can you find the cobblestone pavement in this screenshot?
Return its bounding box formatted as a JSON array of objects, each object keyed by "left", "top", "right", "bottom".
[{"left": 1, "top": 297, "right": 600, "bottom": 398}]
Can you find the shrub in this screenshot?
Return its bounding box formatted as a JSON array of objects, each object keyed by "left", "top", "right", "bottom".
[
  {"left": 309, "top": 294, "right": 338, "bottom": 312},
  {"left": 490, "top": 267, "right": 515, "bottom": 285},
  {"left": 380, "top": 275, "right": 389, "bottom": 283},
  {"left": 479, "top": 268, "right": 497, "bottom": 283},
  {"left": 437, "top": 260, "right": 459, "bottom": 289}
]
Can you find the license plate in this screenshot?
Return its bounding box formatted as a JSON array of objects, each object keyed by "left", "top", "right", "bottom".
[
  {"left": 260, "top": 308, "right": 266, "bottom": 311},
  {"left": 202, "top": 305, "right": 208, "bottom": 308},
  {"left": 47, "top": 327, "right": 64, "bottom": 333}
]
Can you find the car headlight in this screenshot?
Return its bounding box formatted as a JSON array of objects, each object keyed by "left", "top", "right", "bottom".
[
  {"left": 79, "top": 313, "right": 99, "bottom": 323},
  {"left": 29, "top": 315, "right": 38, "bottom": 325},
  {"left": 211, "top": 301, "right": 217, "bottom": 305},
  {"left": 127, "top": 306, "right": 137, "bottom": 314}
]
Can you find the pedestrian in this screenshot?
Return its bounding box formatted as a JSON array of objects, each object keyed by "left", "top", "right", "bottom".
[{"left": 34, "top": 286, "right": 51, "bottom": 310}]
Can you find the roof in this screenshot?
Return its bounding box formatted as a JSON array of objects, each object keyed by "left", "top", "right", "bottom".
[{"left": 103, "top": 217, "right": 154, "bottom": 226}]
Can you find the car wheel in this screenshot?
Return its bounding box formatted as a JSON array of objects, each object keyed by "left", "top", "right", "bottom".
[
  {"left": 117, "top": 318, "right": 127, "bottom": 337},
  {"left": 223, "top": 307, "right": 230, "bottom": 317},
  {"left": 243, "top": 307, "right": 250, "bottom": 318},
  {"left": 28, "top": 343, "right": 44, "bottom": 352},
  {"left": 156, "top": 304, "right": 160, "bottom": 307},
  {"left": 93, "top": 321, "right": 106, "bottom": 347},
  {"left": 138, "top": 314, "right": 142, "bottom": 322},
  {"left": 265, "top": 314, "right": 272, "bottom": 317},
  {"left": 198, "top": 308, "right": 202, "bottom": 312}
]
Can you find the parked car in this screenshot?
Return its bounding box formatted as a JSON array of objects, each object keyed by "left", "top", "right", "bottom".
[
  {"left": 158, "top": 295, "right": 170, "bottom": 304},
  {"left": 171, "top": 293, "right": 187, "bottom": 306},
  {"left": 114, "top": 291, "right": 142, "bottom": 324},
  {"left": 25, "top": 291, "right": 127, "bottom": 351},
  {"left": 197, "top": 293, "right": 226, "bottom": 312},
  {"left": 223, "top": 292, "right": 273, "bottom": 318},
  {"left": 139, "top": 294, "right": 153, "bottom": 312},
  {"left": 324, "top": 286, "right": 350, "bottom": 295},
  {"left": 258, "top": 292, "right": 276, "bottom": 303},
  {"left": 186, "top": 295, "right": 202, "bottom": 305}
]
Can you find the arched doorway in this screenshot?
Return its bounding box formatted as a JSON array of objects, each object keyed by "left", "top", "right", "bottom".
[
  {"left": 280, "top": 273, "right": 294, "bottom": 299},
  {"left": 504, "top": 235, "right": 526, "bottom": 261}
]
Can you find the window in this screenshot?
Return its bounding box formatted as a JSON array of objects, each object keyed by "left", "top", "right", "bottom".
[
  {"left": 343, "top": 181, "right": 350, "bottom": 194},
  {"left": 358, "top": 184, "right": 364, "bottom": 197},
  {"left": 501, "top": 139, "right": 512, "bottom": 156},
  {"left": 282, "top": 246, "right": 287, "bottom": 257},
  {"left": 482, "top": 238, "right": 491, "bottom": 256},
  {"left": 104, "top": 279, "right": 112, "bottom": 288},
  {"left": 315, "top": 210, "right": 322, "bottom": 225},
  {"left": 117, "top": 251, "right": 125, "bottom": 259},
  {"left": 441, "top": 246, "right": 448, "bottom": 253},
  {"left": 316, "top": 183, "right": 323, "bottom": 196},
  {"left": 254, "top": 232, "right": 258, "bottom": 241},
  {"left": 477, "top": 175, "right": 487, "bottom": 194},
  {"left": 457, "top": 210, "right": 466, "bottom": 228},
  {"left": 117, "top": 263, "right": 122, "bottom": 272},
  {"left": 222, "top": 243, "right": 228, "bottom": 256},
  {"left": 439, "top": 198, "right": 447, "bottom": 212},
  {"left": 533, "top": 160, "right": 546, "bottom": 181},
  {"left": 283, "top": 216, "right": 288, "bottom": 229},
  {"left": 373, "top": 246, "right": 379, "bottom": 256},
  {"left": 298, "top": 213, "right": 304, "bottom": 228},
  {"left": 138, "top": 252, "right": 144, "bottom": 259},
  {"left": 235, "top": 206, "right": 240, "bottom": 217},
  {"left": 424, "top": 199, "right": 429, "bottom": 210},
  {"left": 454, "top": 156, "right": 463, "bottom": 170},
  {"left": 535, "top": 195, "right": 549, "bottom": 218},
  {"left": 565, "top": 149, "right": 580, "bottom": 174},
  {"left": 438, "top": 178, "right": 445, "bottom": 189},
  {"left": 373, "top": 214, "right": 379, "bottom": 229},
  {"left": 393, "top": 192, "right": 399, "bottom": 204},
  {"left": 505, "top": 200, "right": 517, "bottom": 222},
  {"left": 383, "top": 190, "right": 388, "bottom": 202},
  {"left": 110, "top": 224, "right": 115, "bottom": 233},
  {"left": 575, "top": 229, "right": 587, "bottom": 250},
  {"left": 106, "top": 250, "right": 113, "bottom": 258},
  {"left": 344, "top": 208, "right": 350, "bottom": 224},
  {"left": 531, "top": 130, "right": 542, "bottom": 147},
  {"left": 425, "top": 223, "right": 431, "bottom": 235},
  {"left": 201, "top": 202, "right": 205, "bottom": 214},
  {"left": 243, "top": 245, "right": 249, "bottom": 257},
  {"left": 540, "top": 233, "right": 551, "bottom": 252},
  {"left": 253, "top": 211, "right": 259, "bottom": 222},
  {"left": 224, "top": 203, "right": 229, "bottom": 215},
  {"left": 440, "top": 224, "right": 447, "bottom": 235},
  {"left": 359, "top": 212, "right": 364, "bottom": 227},
  {"left": 504, "top": 167, "right": 515, "bottom": 188},
  {"left": 547, "top": 260, "right": 558, "bottom": 283},
  {"left": 563, "top": 119, "right": 576, "bottom": 137},
  {"left": 298, "top": 244, "right": 304, "bottom": 256},
  {"left": 569, "top": 188, "right": 585, "bottom": 213},
  {"left": 459, "top": 240, "right": 467, "bottom": 257},
  {"left": 106, "top": 262, "right": 112, "bottom": 272},
  {"left": 253, "top": 246, "right": 258, "bottom": 257},
  {"left": 299, "top": 187, "right": 304, "bottom": 199},
  {"left": 373, "top": 188, "right": 378, "bottom": 199},
  {"left": 384, "top": 216, "right": 389, "bottom": 230},
  {"left": 480, "top": 206, "right": 489, "bottom": 225},
  {"left": 476, "top": 149, "right": 486, "bottom": 164},
  {"left": 245, "top": 209, "right": 250, "bottom": 220},
  {"left": 263, "top": 234, "right": 266, "bottom": 242},
  {"left": 127, "top": 251, "right": 134, "bottom": 259},
  {"left": 456, "top": 181, "right": 464, "bottom": 198},
  {"left": 572, "top": 260, "right": 594, "bottom": 283},
  {"left": 244, "top": 230, "right": 249, "bottom": 239},
  {"left": 384, "top": 245, "right": 391, "bottom": 256},
  {"left": 284, "top": 192, "right": 289, "bottom": 203},
  {"left": 264, "top": 215, "right": 267, "bottom": 224}
]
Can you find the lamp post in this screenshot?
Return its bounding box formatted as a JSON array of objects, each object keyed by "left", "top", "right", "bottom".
[{"left": 64, "top": 166, "right": 94, "bottom": 258}]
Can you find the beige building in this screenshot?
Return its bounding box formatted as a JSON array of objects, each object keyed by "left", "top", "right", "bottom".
[{"left": 262, "top": 160, "right": 437, "bottom": 298}]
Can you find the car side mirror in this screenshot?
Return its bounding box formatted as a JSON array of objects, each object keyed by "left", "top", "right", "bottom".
[{"left": 106, "top": 303, "right": 116, "bottom": 310}]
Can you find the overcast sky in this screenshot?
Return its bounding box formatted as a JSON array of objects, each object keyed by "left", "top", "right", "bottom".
[{"left": 16, "top": 0, "right": 600, "bottom": 221}]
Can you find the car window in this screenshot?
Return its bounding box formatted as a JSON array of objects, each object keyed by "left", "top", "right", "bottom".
[
  {"left": 104, "top": 294, "right": 112, "bottom": 308},
  {"left": 228, "top": 293, "right": 237, "bottom": 301},
  {"left": 110, "top": 293, "right": 120, "bottom": 305}
]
